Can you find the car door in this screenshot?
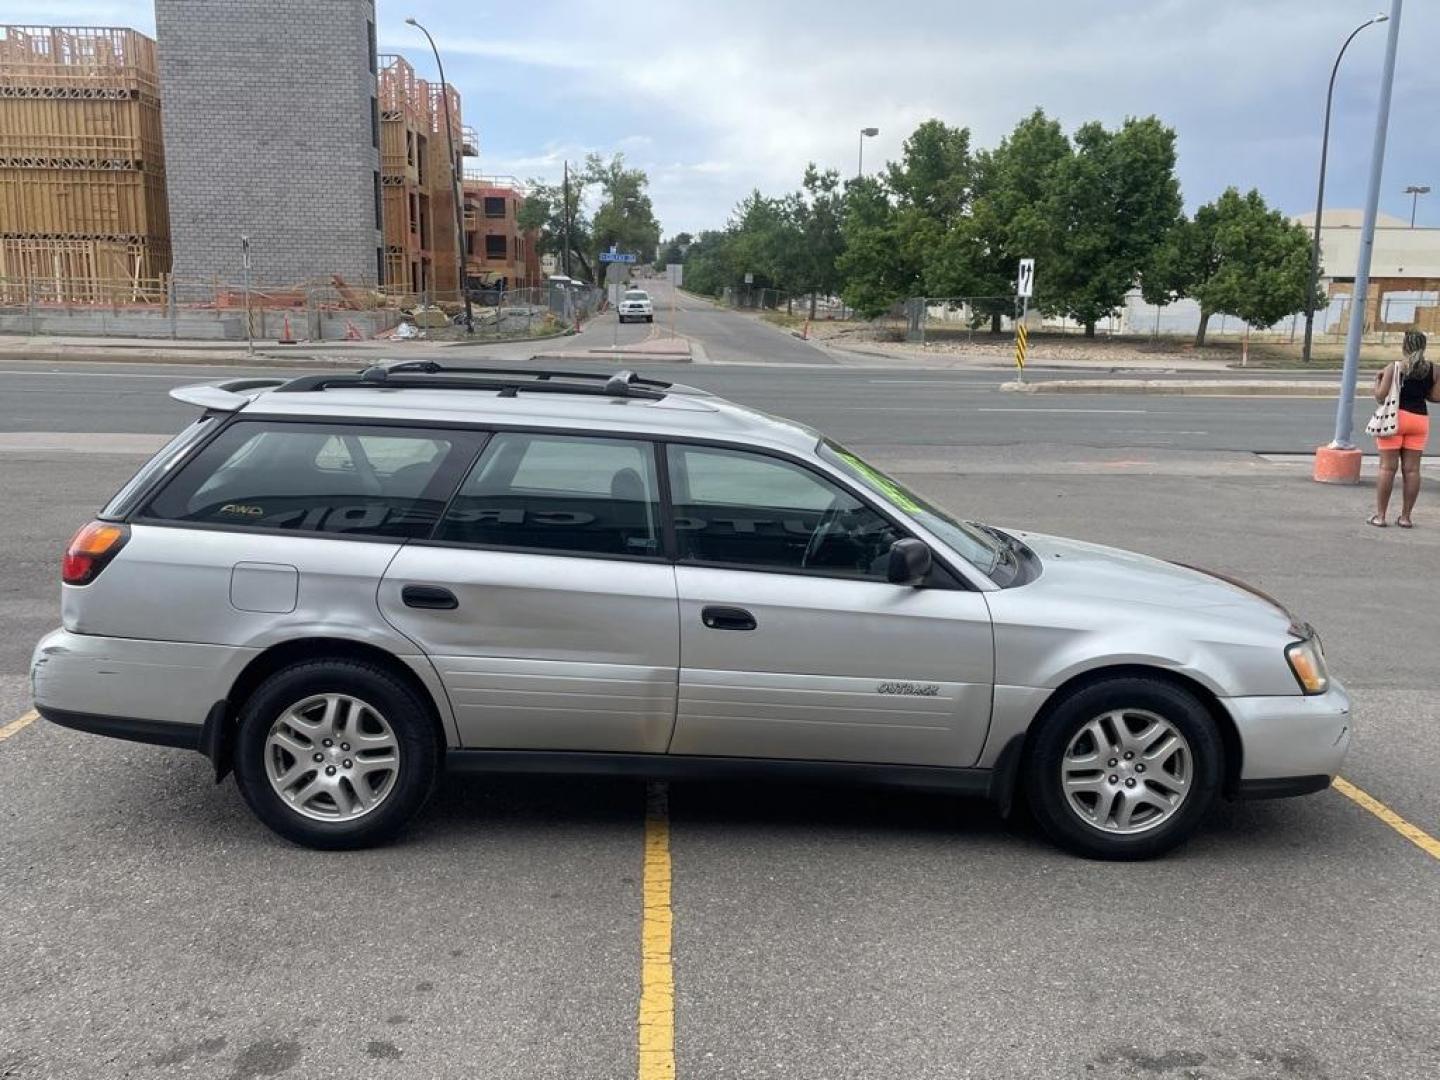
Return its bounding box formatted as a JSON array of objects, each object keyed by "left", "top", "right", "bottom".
[
  {"left": 379, "top": 430, "right": 679, "bottom": 754},
  {"left": 665, "top": 443, "right": 994, "bottom": 768}
]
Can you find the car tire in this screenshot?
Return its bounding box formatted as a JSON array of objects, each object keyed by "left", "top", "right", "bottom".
[
  {"left": 233, "top": 658, "right": 439, "bottom": 850},
  {"left": 646, "top": 315, "right": 654, "bottom": 323},
  {"left": 1023, "top": 676, "right": 1222, "bottom": 860}
]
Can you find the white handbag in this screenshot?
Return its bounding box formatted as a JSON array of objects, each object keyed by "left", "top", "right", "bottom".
[{"left": 1366, "top": 362, "right": 1402, "bottom": 438}]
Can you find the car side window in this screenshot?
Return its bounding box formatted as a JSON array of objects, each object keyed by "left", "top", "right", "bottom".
[
  {"left": 139, "top": 422, "right": 470, "bottom": 539},
  {"left": 434, "top": 432, "right": 661, "bottom": 558},
  {"left": 667, "top": 444, "right": 901, "bottom": 577}
]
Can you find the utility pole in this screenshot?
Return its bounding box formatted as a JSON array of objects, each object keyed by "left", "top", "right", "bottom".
[
  {"left": 1315, "top": 0, "right": 1403, "bottom": 483},
  {"left": 562, "top": 160, "right": 572, "bottom": 279}
]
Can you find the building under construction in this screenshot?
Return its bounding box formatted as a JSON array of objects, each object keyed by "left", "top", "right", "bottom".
[
  {"left": 377, "top": 54, "right": 477, "bottom": 300},
  {"left": 463, "top": 173, "right": 542, "bottom": 293},
  {"left": 0, "top": 25, "right": 170, "bottom": 302}
]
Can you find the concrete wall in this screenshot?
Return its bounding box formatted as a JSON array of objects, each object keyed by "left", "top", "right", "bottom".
[
  {"left": 155, "top": 0, "right": 382, "bottom": 287},
  {"left": 0, "top": 308, "right": 398, "bottom": 340}
]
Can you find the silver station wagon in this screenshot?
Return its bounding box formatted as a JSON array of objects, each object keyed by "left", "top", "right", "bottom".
[{"left": 31, "top": 363, "right": 1350, "bottom": 859}]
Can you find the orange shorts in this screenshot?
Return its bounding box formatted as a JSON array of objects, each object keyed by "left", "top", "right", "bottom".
[{"left": 1376, "top": 409, "right": 1429, "bottom": 451}]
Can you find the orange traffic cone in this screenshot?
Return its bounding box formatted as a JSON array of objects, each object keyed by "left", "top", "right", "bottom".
[{"left": 279, "top": 312, "right": 297, "bottom": 345}]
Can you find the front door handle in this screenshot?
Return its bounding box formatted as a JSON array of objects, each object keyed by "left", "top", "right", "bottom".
[
  {"left": 402, "top": 584, "right": 459, "bottom": 610},
  {"left": 701, "top": 605, "right": 757, "bottom": 631}
]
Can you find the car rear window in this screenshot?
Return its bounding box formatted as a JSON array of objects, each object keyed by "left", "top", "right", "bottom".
[
  {"left": 101, "top": 416, "right": 218, "bottom": 520},
  {"left": 138, "top": 421, "right": 476, "bottom": 539}
]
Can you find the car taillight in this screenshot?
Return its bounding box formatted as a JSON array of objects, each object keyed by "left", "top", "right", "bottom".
[{"left": 62, "top": 521, "right": 129, "bottom": 586}]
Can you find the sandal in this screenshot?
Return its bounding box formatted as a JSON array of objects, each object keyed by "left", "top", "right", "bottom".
[
  {"left": 1367, "top": 515, "right": 1388, "bottom": 527},
  {"left": 1397, "top": 517, "right": 1414, "bottom": 529}
]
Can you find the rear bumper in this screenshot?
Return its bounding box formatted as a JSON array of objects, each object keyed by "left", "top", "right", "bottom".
[
  {"left": 1227, "top": 680, "right": 1352, "bottom": 793},
  {"left": 37, "top": 705, "right": 203, "bottom": 751},
  {"left": 30, "top": 627, "right": 255, "bottom": 735}
]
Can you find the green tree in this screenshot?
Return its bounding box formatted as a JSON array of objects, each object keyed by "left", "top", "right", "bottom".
[
  {"left": 654, "top": 232, "right": 693, "bottom": 271},
  {"left": 680, "top": 229, "right": 737, "bottom": 296},
  {"left": 927, "top": 109, "right": 1069, "bottom": 331},
  {"left": 791, "top": 166, "right": 846, "bottom": 317},
  {"left": 586, "top": 153, "right": 662, "bottom": 274},
  {"left": 1040, "top": 116, "right": 1182, "bottom": 336},
  {"left": 517, "top": 174, "right": 593, "bottom": 281},
  {"left": 837, "top": 119, "right": 974, "bottom": 318},
  {"left": 1170, "top": 188, "right": 1320, "bottom": 346}
]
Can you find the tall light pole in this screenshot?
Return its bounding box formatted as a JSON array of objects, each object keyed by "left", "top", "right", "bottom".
[
  {"left": 1404, "top": 184, "right": 1430, "bottom": 226},
  {"left": 857, "top": 127, "right": 878, "bottom": 180},
  {"left": 1315, "top": 0, "right": 1404, "bottom": 484},
  {"left": 405, "top": 16, "right": 473, "bottom": 334},
  {"left": 1301, "top": 11, "right": 1389, "bottom": 364}
]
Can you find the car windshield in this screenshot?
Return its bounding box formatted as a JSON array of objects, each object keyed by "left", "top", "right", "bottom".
[
  {"left": 625, "top": 291, "right": 649, "bottom": 301},
  {"left": 819, "top": 441, "right": 1003, "bottom": 577}
]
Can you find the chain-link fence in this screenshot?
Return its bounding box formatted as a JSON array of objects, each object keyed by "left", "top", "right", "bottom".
[
  {"left": 0, "top": 274, "right": 599, "bottom": 341},
  {"left": 902, "top": 290, "right": 1440, "bottom": 346},
  {"left": 716, "top": 285, "right": 855, "bottom": 320}
]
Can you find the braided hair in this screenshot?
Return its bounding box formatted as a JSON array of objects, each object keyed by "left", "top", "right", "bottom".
[{"left": 1402, "top": 329, "right": 1430, "bottom": 380}]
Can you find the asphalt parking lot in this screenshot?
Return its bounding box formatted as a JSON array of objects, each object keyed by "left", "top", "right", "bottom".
[{"left": 2, "top": 365, "right": 1438, "bottom": 1080}]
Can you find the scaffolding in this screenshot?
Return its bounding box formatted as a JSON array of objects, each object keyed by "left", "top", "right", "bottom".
[{"left": 0, "top": 25, "right": 169, "bottom": 300}]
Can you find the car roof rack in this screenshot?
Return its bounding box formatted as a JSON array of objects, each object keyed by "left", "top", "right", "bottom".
[{"left": 273, "top": 365, "right": 670, "bottom": 400}]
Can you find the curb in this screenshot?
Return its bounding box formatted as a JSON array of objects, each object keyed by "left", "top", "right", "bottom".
[{"left": 1000, "top": 379, "right": 1338, "bottom": 397}]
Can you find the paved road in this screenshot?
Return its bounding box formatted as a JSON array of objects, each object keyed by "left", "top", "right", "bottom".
[
  {"left": 0, "top": 298, "right": 1437, "bottom": 1080},
  {"left": 0, "top": 358, "right": 1380, "bottom": 454}
]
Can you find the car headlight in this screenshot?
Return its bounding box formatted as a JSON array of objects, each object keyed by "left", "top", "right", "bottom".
[{"left": 1285, "top": 636, "right": 1329, "bottom": 695}]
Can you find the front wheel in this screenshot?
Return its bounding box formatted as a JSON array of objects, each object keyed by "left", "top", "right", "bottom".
[
  {"left": 233, "top": 659, "right": 439, "bottom": 850},
  {"left": 1024, "top": 677, "right": 1222, "bottom": 860}
]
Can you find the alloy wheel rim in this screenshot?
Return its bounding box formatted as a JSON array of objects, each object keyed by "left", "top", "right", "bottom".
[
  {"left": 263, "top": 693, "right": 400, "bottom": 822},
  {"left": 1060, "top": 708, "right": 1192, "bottom": 835}
]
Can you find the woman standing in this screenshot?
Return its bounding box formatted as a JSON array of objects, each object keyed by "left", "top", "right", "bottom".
[{"left": 1371, "top": 330, "right": 1437, "bottom": 528}]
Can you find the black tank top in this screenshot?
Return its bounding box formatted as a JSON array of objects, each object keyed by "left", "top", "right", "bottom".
[{"left": 1399, "top": 365, "right": 1434, "bottom": 416}]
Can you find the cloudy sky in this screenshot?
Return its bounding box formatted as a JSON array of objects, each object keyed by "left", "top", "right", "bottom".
[{"left": 31, "top": 0, "right": 1440, "bottom": 235}]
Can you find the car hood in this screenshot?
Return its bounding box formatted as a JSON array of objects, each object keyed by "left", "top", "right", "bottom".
[{"left": 1002, "top": 528, "right": 1298, "bottom": 631}]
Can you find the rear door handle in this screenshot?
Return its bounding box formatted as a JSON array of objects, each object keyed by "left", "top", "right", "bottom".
[
  {"left": 701, "top": 605, "right": 757, "bottom": 631},
  {"left": 402, "top": 584, "right": 459, "bottom": 610}
]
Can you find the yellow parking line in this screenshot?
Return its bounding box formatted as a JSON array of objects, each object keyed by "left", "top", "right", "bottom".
[
  {"left": 638, "top": 781, "right": 676, "bottom": 1080},
  {"left": 0, "top": 710, "right": 38, "bottom": 743},
  {"left": 1333, "top": 777, "right": 1440, "bottom": 861}
]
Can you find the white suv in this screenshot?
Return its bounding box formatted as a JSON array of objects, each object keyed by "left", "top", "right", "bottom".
[
  {"left": 618, "top": 289, "right": 654, "bottom": 323},
  {"left": 31, "top": 363, "right": 1349, "bottom": 857}
]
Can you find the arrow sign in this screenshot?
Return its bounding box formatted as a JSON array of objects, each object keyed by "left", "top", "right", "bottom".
[{"left": 1017, "top": 258, "right": 1035, "bottom": 298}]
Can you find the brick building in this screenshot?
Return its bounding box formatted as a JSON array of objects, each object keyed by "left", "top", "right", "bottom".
[
  {"left": 154, "top": 0, "right": 382, "bottom": 286},
  {"left": 462, "top": 174, "right": 540, "bottom": 293}
]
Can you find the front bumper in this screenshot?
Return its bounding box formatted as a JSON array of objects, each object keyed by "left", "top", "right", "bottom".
[{"left": 1226, "top": 680, "right": 1352, "bottom": 796}]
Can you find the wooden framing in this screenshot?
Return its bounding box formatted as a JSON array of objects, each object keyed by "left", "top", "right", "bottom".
[{"left": 0, "top": 25, "right": 169, "bottom": 296}]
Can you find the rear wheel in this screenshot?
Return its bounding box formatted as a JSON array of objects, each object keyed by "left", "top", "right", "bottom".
[
  {"left": 1024, "top": 677, "right": 1222, "bottom": 860},
  {"left": 234, "top": 659, "right": 439, "bottom": 849}
]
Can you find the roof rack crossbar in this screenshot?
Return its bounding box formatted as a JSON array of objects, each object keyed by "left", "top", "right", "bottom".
[
  {"left": 363, "top": 361, "right": 673, "bottom": 390},
  {"left": 273, "top": 374, "right": 667, "bottom": 400}
]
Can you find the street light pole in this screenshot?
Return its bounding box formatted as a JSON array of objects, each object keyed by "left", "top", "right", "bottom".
[
  {"left": 1301, "top": 12, "right": 1388, "bottom": 364},
  {"left": 1404, "top": 184, "right": 1431, "bottom": 226},
  {"left": 1318, "top": 0, "right": 1403, "bottom": 480},
  {"left": 857, "top": 126, "right": 878, "bottom": 180},
  {"left": 405, "top": 17, "right": 473, "bottom": 335}
]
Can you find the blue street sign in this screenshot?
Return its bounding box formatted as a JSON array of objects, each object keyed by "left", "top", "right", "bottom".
[{"left": 599, "top": 246, "right": 637, "bottom": 264}]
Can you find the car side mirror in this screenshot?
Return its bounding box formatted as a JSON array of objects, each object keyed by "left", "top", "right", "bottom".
[{"left": 886, "top": 538, "right": 932, "bottom": 586}]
